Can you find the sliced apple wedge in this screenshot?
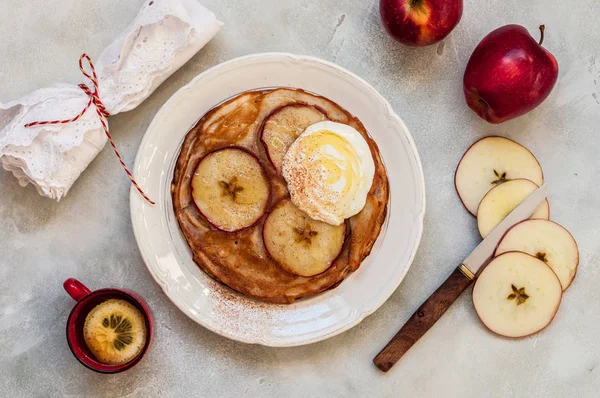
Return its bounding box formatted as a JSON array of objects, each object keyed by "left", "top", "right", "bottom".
[
  {"left": 455, "top": 136, "right": 543, "bottom": 216},
  {"left": 473, "top": 252, "right": 562, "bottom": 338},
  {"left": 191, "top": 147, "right": 270, "bottom": 232},
  {"left": 263, "top": 199, "right": 346, "bottom": 277},
  {"left": 495, "top": 220, "right": 579, "bottom": 290},
  {"left": 260, "top": 105, "right": 327, "bottom": 172},
  {"left": 477, "top": 179, "right": 549, "bottom": 238}
]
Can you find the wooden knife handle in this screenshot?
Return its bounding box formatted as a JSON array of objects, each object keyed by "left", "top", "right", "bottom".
[{"left": 373, "top": 266, "right": 474, "bottom": 372}]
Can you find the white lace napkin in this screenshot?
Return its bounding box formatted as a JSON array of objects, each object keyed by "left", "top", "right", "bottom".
[{"left": 0, "top": 0, "right": 223, "bottom": 200}]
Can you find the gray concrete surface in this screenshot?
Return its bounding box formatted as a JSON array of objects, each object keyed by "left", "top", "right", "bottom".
[{"left": 1, "top": 0, "right": 599, "bottom": 396}]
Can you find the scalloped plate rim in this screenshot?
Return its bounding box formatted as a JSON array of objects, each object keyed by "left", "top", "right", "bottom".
[{"left": 130, "top": 52, "right": 426, "bottom": 346}]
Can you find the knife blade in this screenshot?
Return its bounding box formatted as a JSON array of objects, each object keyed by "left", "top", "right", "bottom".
[
  {"left": 373, "top": 184, "right": 549, "bottom": 372},
  {"left": 462, "top": 183, "right": 549, "bottom": 276}
]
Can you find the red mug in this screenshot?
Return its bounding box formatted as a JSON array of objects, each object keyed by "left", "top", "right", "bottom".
[{"left": 64, "top": 278, "right": 153, "bottom": 373}]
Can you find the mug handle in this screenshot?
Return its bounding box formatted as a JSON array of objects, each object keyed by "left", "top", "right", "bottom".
[{"left": 64, "top": 278, "right": 91, "bottom": 302}]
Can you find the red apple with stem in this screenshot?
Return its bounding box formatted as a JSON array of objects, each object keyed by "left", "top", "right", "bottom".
[
  {"left": 464, "top": 25, "right": 559, "bottom": 124},
  {"left": 380, "top": 0, "right": 463, "bottom": 47}
]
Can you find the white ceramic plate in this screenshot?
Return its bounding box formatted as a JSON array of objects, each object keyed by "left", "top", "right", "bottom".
[{"left": 131, "top": 53, "right": 425, "bottom": 347}]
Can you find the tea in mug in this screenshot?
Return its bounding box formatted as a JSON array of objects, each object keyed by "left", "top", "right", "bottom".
[{"left": 83, "top": 299, "right": 147, "bottom": 365}]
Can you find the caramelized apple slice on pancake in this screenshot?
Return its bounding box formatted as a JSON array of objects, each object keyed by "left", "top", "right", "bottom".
[
  {"left": 260, "top": 105, "right": 327, "bottom": 172},
  {"left": 263, "top": 200, "right": 346, "bottom": 277},
  {"left": 191, "top": 147, "right": 270, "bottom": 232}
]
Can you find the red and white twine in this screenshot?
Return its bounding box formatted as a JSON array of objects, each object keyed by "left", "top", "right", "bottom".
[{"left": 24, "top": 53, "right": 155, "bottom": 205}]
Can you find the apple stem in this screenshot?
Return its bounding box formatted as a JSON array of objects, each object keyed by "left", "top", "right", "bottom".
[{"left": 538, "top": 25, "right": 545, "bottom": 46}]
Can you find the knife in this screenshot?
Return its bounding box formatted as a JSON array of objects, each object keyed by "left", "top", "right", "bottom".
[{"left": 373, "top": 184, "right": 549, "bottom": 372}]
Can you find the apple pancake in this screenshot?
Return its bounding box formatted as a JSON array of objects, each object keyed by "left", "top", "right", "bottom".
[{"left": 172, "top": 88, "right": 389, "bottom": 304}]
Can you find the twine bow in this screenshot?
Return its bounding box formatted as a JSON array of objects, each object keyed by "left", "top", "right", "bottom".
[{"left": 24, "top": 54, "right": 155, "bottom": 205}]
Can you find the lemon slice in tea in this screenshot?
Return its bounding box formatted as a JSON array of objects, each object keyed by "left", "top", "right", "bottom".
[{"left": 83, "top": 299, "right": 147, "bottom": 365}]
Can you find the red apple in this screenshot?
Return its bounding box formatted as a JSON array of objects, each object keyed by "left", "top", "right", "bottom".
[
  {"left": 464, "top": 25, "right": 559, "bottom": 124},
  {"left": 380, "top": 0, "right": 463, "bottom": 47}
]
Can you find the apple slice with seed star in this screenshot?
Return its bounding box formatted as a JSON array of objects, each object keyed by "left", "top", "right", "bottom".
[
  {"left": 477, "top": 178, "right": 549, "bottom": 238},
  {"left": 263, "top": 199, "right": 346, "bottom": 277},
  {"left": 455, "top": 136, "right": 543, "bottom": 216},
  {"left": 473, "top": 251, "right": 562, "bottom": 338},
  {"left": 191, "top": 147, "right": 270, "bottom": 232},
  {"left": 495, "top": 219, "right": 579, "bottom": 290},
  {"left": 260, "top": 105, "right": 327, "bottom": 172}
]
